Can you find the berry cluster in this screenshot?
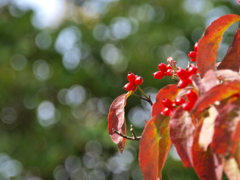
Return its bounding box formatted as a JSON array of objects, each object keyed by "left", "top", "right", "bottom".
[
  {"left": 161, "top": 90, "right": 198, "bottom": 116},
  {"left": 188, "top": 42, "right": 198, "bottom": 62},
  {"left": 123, "top": 72, "right": 144, "bottom": 91},
  {"left": 161, "top": 97, "right": 185, "bottom": 116},
  {"left": 176, "top": 65, "right": 198, "bottom": 88},
  {"left": 152, "top": 63, "right": 173, "bottom": 79}
]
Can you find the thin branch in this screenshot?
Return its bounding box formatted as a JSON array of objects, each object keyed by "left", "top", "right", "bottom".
[
  {"left": 112, "top": 128, "right": 141, "bottom": 140},
  {"left": 133, "top": 93, "right": 153, "bottom": 106}
]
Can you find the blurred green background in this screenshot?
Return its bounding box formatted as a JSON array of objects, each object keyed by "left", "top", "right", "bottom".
[{"left": 0, "top": 0, "right": 239, "bottom": 179}]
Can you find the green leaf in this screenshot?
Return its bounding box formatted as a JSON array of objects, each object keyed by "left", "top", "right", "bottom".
[
  {"left": 152, "top": 84, "right": 179, "bottom": 117},
  {"left": 218, "top": 28, "right": 240, "bottom": 72},
  {"left": 108, "top": 93, "right": 131, "bottom": 153},
  {"left": 197, "top": 14, "right": 240, "bottom": 77},
  {"left": 170, "top": 107, "right": 195, "bottom": 167},
  {"left": 139, "top": 114, "right": 171, "bottom": 180}
]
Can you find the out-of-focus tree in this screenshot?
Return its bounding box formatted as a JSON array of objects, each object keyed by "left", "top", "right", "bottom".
[{"left": 0, "top": 0, "right": 238, "bottom": 179}]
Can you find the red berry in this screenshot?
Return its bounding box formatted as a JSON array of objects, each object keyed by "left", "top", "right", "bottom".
[
  {"left": 135, "top": 76, "right": 144, "bottom": 85},
  {"left": 166, "top": 64, "right": 172, "bottom": 69},
  {"left": 194, "top": 43, "right": 198, "bottom": 52},
  {"left": 158, "top": 63, "right": 168, "bottom": 72},
  {"left": 177, "top": 79, "right": 189, "bottom": 88},
  {"left": 161, "top": 107, "right": 171, "bottom": 116},
  {"left": 127, "top": 72, "right": 136, "bottom": 83},
  {"left": 188, "top": 51, "right": 197, "bottom": 59},
  {"left": 123, "top": 82, "right": 135, "bottom": 91},
  {"left": 132, "top": 86, "right": 137, "bottom": 91},
  {"left": 176, "top": 68, "right": 189, "bottom": 80},
  {"left": 165, "top": 69, "right": 173, "bottom": 76},
  {"left": 174, "top": 97, "right": 185, "bottom": 106},
  {"left": 153, "top": 71, "right": 165, "bottom": 79},
  {"left": 190, "top": 57, "right": 196, "bottom": 62},
  {"left": 162, "top": 98, "right": 173, "bottom": 108},
  {"left": 188, "top": 66, "right": 198, "bottom": 75},
  {"left": 186, "top": 90, "right": 198, "bottom": 102},
  {"left": 182, "top": 101, "right": 195, "bottom": 111}
]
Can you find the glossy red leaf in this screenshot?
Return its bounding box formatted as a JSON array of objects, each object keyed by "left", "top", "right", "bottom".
[
  {"left": 192, "top": 120, "right": 223, "bottom": 180},
  {"left": 139, "top": 114, "right": 171, "bottom": 180},
  {"left": 223, "top": 156, "right": 240, "bottom": 180},
  {"left": 218, "top": 28, "right": 240, "bottom": 72},
  {"left": 194, "top": 81, "right": 240, "bottom": 112},
  {"left": 210, "top": 100, "right": 240, "bottom": 155},
  {"left": 196, "top": 14, "right": 240, "bottom": 77},
  {"left": 108, "top": 93, "right": 131, "bottom": 153},
  {"left": 170, "top": 107, "right": 195, "bottom": 167},
  {"left": 152, "top": 84, "right": 179, "bottom": 117}
]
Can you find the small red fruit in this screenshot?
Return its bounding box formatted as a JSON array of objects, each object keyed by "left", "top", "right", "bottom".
[
  {"left": 177, "top": 79, "right": 189, "bottom": 88},
  {"left": 188, "top": 51, "right": 197, "bottom": 59},
  {"left": 176, "top": 68, "right": 189, "bottom": 80},
  {"left": 188, "top": 66, "right": 198, "bottom": 75},
  {"left": 182, "top": 101, "right": 195, "bottom": 111},
  {"left": 162, "top": 98, "right": 173, "bottom": 108},
  {"left": 127, "top": 72, "right": 136, "bottom": 83},
  {"left": 165, "top": 69, "right": 173, "bottom": 76},
  {"left": 123, "top": 82, "right": 135, "bottom": 91},
  {"left": 153, "top": 71, "right": 165, "bottom": 79},
  {"left": 158, "top": 63, "right": 168, "bottom": 72},
  {"left": 135, "top": 76, "right": 144, "bottom": 85},
  {"left": 190, "top": 57, "right": 196, "bottom": 62},
  {"left": 194, "top": 43, "right": 198, "bottom": 52},
  {"left": 186, "top": 90, "right": 198, "bottom": 102},
  {"left": 161, "top": 107, "right": 171, "bottom": 116},
  {"left": 174, "top": 97, "right": 185, "bottom": 106}
]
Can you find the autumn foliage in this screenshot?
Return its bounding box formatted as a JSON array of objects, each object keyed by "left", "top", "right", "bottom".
[{"left": 108, "top": 14, "right": 240, "bottom": 180}]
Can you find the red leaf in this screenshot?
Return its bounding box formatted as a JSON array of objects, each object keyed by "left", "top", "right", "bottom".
[
  {"left": 198, "top": 106, "right": 218, "bottom": 151},
  {"left": 223, "top": 156, "right": 240, "bottom": 180},
  {"left": 218, "top": 28, "right": 240, "bottom": 72},
  {"left": 139, "top": 114, "right": 171, "bottom": 180},
  {"left": 196, "top": 14, "right": 240, "bottom": 77},
  {"left": 108, "top": 93, "right": 131, "bottom": 153},
  {"left": 191, "top": 70, "right": 218, "bottom": 94},
  {"left": 194, "top": 81, "right": 240, "bottom": 112},
  {"left": 234, "top": 141, "right": 240, "bottom": 169},
  {"left": 170, "top": 107, "right": 195, "bottom": 167},
  {"left": 152, "top": 84, "right": 179, "bottom": 117},
  {"left": 216, "top": 69, "right": 240, "bottom": 82},
  {"left": 210, "top": 100, "right": 240, "bottom": 155},
  {"left": 192, "top": 120, "right": 223, "bottom": 180}
]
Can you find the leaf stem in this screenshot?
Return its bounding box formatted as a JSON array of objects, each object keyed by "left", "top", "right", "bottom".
[
  {"left": 112, "top": 127, "right": 141, "bottom": 140},
  {"left": 136, "top": 86, "right": 153, "bottom": 106}
]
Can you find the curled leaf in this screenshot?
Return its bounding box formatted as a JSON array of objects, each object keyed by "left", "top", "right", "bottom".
[
  {"left": 197, "top": 14, "right": 240, "bottom": 77},
  {"left": 218, "top": 28, "right": 240, "bottom": 72},
  {"left": 108, "top": 92, "right": 131, "bottom": 153}
]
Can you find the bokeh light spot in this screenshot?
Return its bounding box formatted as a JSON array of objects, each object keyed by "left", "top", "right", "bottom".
[{"left": 10, "top": 54, "right": 28, "bottom": 71}]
